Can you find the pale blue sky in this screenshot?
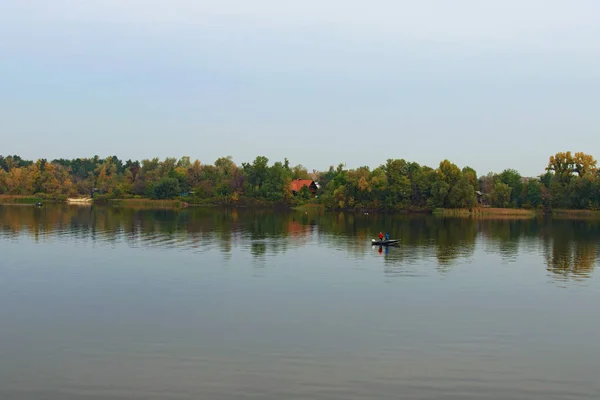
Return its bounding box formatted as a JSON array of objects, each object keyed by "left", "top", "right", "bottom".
[{"left": 1, "top": 0, "right": 599, "bottom": 176}]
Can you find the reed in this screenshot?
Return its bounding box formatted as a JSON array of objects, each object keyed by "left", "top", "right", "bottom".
[
  {"left": 433, "top": 207, "right": 536, "bottom": 218},
  {"left": 107, "top": 199, "right": 187, "bottom": 209}
]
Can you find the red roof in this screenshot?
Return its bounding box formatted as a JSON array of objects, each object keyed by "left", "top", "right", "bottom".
[{"left": 290, "top": 179, "right": 314, "bottom": 192}]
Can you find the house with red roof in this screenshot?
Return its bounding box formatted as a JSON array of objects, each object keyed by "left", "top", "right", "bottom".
[{"left": 290, "top": 179, "right": 318, "bottom": 197}]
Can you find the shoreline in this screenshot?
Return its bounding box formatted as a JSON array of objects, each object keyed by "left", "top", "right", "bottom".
[{"left": 1, "top": 195, "right": 599, "bottom": 218}]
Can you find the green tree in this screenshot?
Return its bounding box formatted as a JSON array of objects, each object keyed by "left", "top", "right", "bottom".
[
  {"left": 429, "top": 180, "right": 450, "bottom": 209},
  {"left": 152, "top": 177, "right": 181, "bottom": 199},
  {"left": 214, "top": 156, "right": 236, "bottom": 178},
  {"left": 462, "top": 166, "right": 478, "bottom": 190},
  {"left": 242, "top": 156, "right": 270, "bottom": 197},
  {"left": 291, "top": 164, "right": 310, "bottom": 180},
  {"left": 447, "top": 177, "right": 477, "bottom": 208},
  {"left": 523, "top": 179, "right": 543, "bottom": 208},
  {"left": 491, "top": 182, "right": 511, "bottom": 208},
  {"left": 498, "top": 169, "right": 523, "bottom": 207},
  {"left": 298, "top": 185, "right": 311, "bottom": 200}
]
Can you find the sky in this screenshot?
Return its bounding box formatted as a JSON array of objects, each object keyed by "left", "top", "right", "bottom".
[{"left": 1, "top": 0, "right": 599, "bottom": 176}]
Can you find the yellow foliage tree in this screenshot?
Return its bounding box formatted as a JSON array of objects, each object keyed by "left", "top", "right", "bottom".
[
  {"left": 547, "top": 151, "right": 574, "bottom": 179},
  {"left": 547, "top": 151, "right": 597, "bottom": 181},
  {"left": 573, "top": 152, "right": 597, "bottom": 177}
]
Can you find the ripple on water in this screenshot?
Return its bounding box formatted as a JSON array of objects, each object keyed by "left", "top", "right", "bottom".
[{"left": 1, "top": 207, "right": 600, "bottom": 399}]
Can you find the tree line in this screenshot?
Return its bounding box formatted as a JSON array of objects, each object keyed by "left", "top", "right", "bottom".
[{"left": 1, "top": 152, "right": 598, "bottom": 211}]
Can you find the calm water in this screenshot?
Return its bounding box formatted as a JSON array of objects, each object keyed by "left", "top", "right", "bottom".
[{"left": 1, "top": 205, "right": 599, "bottom": 400}]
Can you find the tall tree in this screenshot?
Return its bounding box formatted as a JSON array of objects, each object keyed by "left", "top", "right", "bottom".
[{"left": 573, "top": 152, "right": 597, "bottom": 177}]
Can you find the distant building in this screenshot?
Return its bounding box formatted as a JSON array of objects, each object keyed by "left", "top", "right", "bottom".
[
  {"left": 290, "top": 179, "right": 318, "bottom": 197},
  {"left": 475, "top": 190, "right": 489, "bottom": 206}
]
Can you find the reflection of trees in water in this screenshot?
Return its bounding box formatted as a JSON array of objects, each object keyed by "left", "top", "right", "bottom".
[
  {"left": 541, "top": 220, "right": 600, "bottom": 279},
  {"left": 309, "top": 213, "right": 479, "bottom": 268},
  {"left": 545, "top": 241, "right": 597, "bottom": 279},
  {"left": 0, "top": 205, "right": 310, "bottom": 257},
  {"left": 1, "top": 206, "right": 600, "bottom": 279},
  {"left": 250, "top": 242, "right": 267, "bottom": 258},
  {"left": 432, "top": 218, "right": 477, "bottom": 270},
  {"left": 478, "top": 219, "right": 545, "bottom": 262}
]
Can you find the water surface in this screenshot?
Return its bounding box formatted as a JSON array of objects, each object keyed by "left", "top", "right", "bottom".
[{"left": 1, "top": 205, "right": 599, "bottom": 399}]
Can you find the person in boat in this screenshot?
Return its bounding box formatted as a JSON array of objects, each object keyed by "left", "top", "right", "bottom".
[
  {"left": 385, "top": 232, "right": 390, "bottom": 240},
  {"left": 378, "top": 232, "right": 384, "bottom": 241}
]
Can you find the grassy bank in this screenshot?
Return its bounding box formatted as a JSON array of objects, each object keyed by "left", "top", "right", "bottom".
[
  {"left": 292, "top": 203, "right": 325, "bottom": 212},
  {"left": 184, "top": 196, "right": 296, "bottom": 209},
  {"left": 4, "top": 193, "right": 600, "bottom": 219},
  {"left": 551, "top": 209, "right": 600, "bottom": 219},
  {"left": 433, "top": 207, "right": 537, "bottom": 219},
  {"left": 0, "top": 195, "right": 44, "bottom": 204},
  {"left": 105, "top": 199, "right": 188, "bottom": 209}
]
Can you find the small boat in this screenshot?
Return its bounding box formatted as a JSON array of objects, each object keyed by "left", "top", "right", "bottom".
[
  {"left": 371, "top": 239, "right": 399, "bottom": 246},
  {"left": 34, "top": 202, "right": 43, "bottom": 207}
]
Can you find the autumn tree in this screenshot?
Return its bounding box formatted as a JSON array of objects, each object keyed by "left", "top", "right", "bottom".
[
  {"left": 438, "top": 160, "right": 462, "bottom": 188},
  {"left": 547, "top": 151, "right": 575, "bottom": 182},
  {"left": 187, "top": 160, "right": 203, "bottom": 188},
  {"left": 124, "top": 160, "right": 141, "bottom": 183},
  {"left": 462, "top": 166, "right": 478, "bottom": 190},
  {"left": 573, "top": 152, "right": 597, "bottom": 177}
]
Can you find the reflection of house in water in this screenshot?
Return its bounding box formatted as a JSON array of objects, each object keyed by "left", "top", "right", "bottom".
[{"left": 288, "top": 219, "right": 312, "bottom": 238}]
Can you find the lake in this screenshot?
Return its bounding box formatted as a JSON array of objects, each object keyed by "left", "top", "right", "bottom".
[{"left": 1, "top": 205, "right": 599, "bottom": 400}]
